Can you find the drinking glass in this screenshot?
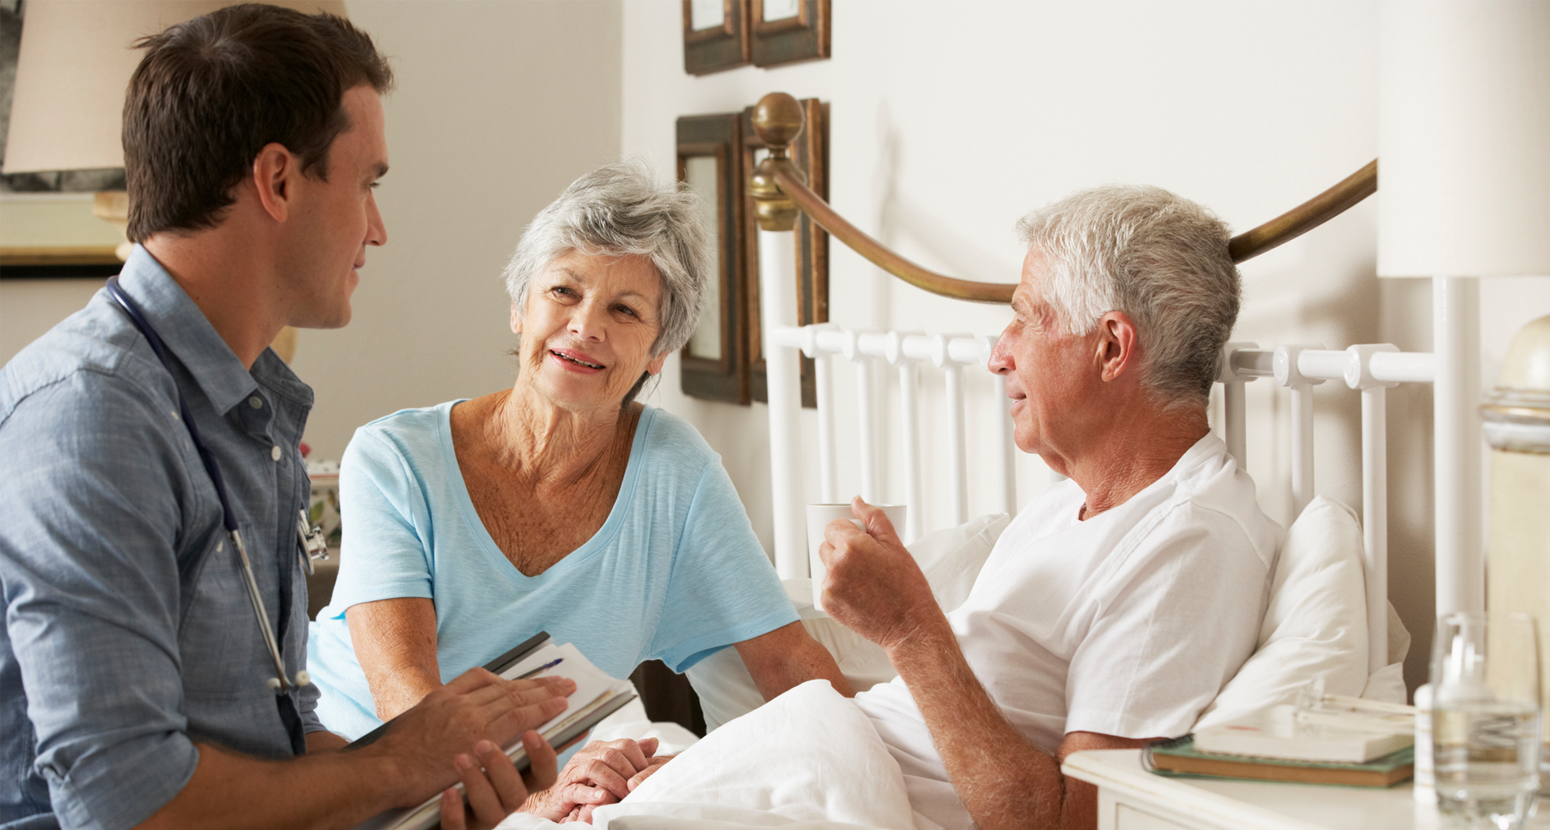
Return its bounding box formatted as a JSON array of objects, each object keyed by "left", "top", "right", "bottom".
[{"left": 1432, "top": 611, "right": 1542, "bottom": 829}]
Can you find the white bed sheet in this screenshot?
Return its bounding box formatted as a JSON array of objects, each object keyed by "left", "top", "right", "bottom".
[{"left": 497, "top": 681, "right": 916, "bottom": 830}]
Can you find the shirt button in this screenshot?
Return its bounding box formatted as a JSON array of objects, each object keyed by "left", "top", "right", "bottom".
[
  {"left": 271, "top": 445, "right": 282, "bottom": 461},
  {"left": 248, "top": 396, "right": 263, "bottom": 409}
]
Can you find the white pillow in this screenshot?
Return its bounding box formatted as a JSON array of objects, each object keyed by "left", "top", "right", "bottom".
[
  {"left": 687, "top": 513, "right": 1010, "bottom": 732},
  {"left": 1193, "top": 495, "right": 1370, "bottom": 730},
  {"left": 1361, "top": 601, "right": 1412, "bottom": 704},
  {"left": 594, "top": 681, "right": 917, "bottom": 830},
  {"left": 913, "top": 512, "right": 1011, "bottom": 613}
]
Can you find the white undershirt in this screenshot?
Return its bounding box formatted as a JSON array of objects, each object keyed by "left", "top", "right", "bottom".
[{"left": 855, "top": 434, "right": 1282, "bottom": 830}]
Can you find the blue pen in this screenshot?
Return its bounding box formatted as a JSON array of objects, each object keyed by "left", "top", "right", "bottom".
[{"left": 516, "top": 658, "right": 564, "bottom": 680}]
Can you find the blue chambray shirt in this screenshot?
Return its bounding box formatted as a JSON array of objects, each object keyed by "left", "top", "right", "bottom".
[{"left": 0, "top": 246, "right": 323, "bottom": 830}]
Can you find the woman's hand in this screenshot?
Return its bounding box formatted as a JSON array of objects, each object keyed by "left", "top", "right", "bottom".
[
  {"left": 439, "top": 731, "right": 559, "bottom": 830},
  {"left": 522, "top": 738, "right": 668, "bottom": 823}
]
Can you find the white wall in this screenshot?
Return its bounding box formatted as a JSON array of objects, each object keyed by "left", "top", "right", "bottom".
[{"left": 620, "top": 0, "right": 1550, "bottom": 696}]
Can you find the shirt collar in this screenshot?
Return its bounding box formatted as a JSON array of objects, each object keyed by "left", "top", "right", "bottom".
[{"left": 114, "top": 244, "right": 312, "bottom": 414}]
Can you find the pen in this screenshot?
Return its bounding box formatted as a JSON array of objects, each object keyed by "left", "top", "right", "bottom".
[{"left": 516, "top": 658, "right": 563, "bottom": 680}]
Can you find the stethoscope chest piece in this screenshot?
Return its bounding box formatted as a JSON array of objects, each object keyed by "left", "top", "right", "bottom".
[{"left": 297, "top": 509, "right": 329, "bottom": 575}]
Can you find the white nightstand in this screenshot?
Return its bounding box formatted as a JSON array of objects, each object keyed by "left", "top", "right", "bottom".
[{"left": 1062, "top": 749, "right": 1547, "bottom": 830}]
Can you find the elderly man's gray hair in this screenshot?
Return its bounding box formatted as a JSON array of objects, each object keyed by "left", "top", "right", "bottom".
[
  {"left": 1017, "top": 184, "right": 1240, "bottom": 406},
  {"left": 503, "top": 162, "right": 710, "bottom": 358}
]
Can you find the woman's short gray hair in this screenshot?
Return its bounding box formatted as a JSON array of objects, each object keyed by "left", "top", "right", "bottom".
[
  {"left": 503, "top": 162, "right": 709, "bottom": 358},
  {"left": 1017, "top": 184, "right": 1240, "bottom": 407}
]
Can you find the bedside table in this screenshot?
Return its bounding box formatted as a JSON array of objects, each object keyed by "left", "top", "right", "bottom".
[{"left": 1062, "top": 749, "right": 1547, "bottom": 830}]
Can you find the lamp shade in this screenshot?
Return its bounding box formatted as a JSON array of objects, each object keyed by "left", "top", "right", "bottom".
[
  {"left": 3, "top": 0, "right": 347, "bottom": 175},
  {"left": 1377, "top": 1, "right": 1550, "bottom": 278}
]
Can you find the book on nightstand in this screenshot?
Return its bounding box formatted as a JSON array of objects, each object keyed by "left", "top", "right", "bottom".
[
  {"left": 1191, "top": 704, "right": 1414, "bottom": 764},
  {"left": 1143, "top": 735, "right": 1415, "bottom": 788},
  {"left": 350, "top": 632, "right": 637, "bottom": 830}
]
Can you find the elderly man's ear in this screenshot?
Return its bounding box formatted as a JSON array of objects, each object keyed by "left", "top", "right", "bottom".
[{"left": 1096, "top": 311, "right": 1139, "bottom": 383}]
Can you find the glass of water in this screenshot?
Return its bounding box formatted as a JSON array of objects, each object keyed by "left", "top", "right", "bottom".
[{"left": 1432, "top": 611, "right": 1542, "bottom": 829}]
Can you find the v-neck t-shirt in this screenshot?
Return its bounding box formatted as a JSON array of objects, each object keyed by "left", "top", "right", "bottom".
[
  {"left": 307, "top": 402, "right": 795, "bottom": 740},
  {"left": 855, "top": 433, "right": 1281, "bottom": 830}
]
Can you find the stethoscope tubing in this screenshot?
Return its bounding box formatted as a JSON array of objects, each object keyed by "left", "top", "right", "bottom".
[{"left": 104, "top": 276, "right": 299, "bottom": 696}]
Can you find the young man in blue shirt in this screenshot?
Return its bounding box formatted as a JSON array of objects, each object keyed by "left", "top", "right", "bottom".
[{"left": 0, "top": 6, "right": 573, "bottom": 829}]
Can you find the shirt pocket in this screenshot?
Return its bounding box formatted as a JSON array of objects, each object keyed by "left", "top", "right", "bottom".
[{"left": 178, "top": 532, "right": 267, "bottom": 705}]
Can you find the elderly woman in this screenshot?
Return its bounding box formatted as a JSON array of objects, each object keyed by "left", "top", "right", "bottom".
[{"left": 307, "top": 164, "right": 849, "bottom": 741}]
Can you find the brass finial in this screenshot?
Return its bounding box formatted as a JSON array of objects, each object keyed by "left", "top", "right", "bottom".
[
  {"left": 751, "top": 92, "right": 805, "bottom": 154},
  {"left": 750, "top": 93, "right": 807, "bottom": 232}
]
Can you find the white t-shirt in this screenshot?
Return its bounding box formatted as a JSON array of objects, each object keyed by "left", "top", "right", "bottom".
[{"left": 855, "top": 434, "right": 1282, "bottom": 830}]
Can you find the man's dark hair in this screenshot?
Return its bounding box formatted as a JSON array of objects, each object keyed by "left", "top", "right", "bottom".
[{"left": 123, "top": 3, "right": 393, "bottom": 241}]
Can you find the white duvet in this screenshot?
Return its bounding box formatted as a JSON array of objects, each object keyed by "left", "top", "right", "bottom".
[{"left": 497, "top": 681, "right": 915, "bottom": 830}]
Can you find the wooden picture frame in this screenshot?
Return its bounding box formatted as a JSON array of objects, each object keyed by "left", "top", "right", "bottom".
[
  {"left": 749, "top": 0, "right": 830, "bottom": 68},
  {"left": 0, "top": 194, "right": 124, "bottom": 280},
  {"left": 0, "top": 249, "right": 121, "bottom": 279},
  {"left": 683, "top": 0, "right": 751, "bottom": 76},
  {"left": 742, "top": 98, "right": 828, "bottom": 407},
  {"left": 677, "top": 113, "right": 749, "bottom": 404}
]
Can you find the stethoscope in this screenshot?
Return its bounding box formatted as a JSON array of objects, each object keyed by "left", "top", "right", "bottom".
[{"left": 105, "top": 276, "right": 329, "bottom": 696}]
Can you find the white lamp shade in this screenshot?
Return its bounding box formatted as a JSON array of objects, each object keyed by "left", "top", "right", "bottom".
[
  {"left": 1377, "top": 1, "right": 1550, "bottom": 279},
  {"left": 3, "top": 0, "right": 347, "bottom": 175}
]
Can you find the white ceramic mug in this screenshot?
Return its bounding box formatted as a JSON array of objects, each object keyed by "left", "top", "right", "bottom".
[{"left": 805, "top": 502, "right": 906, "bottom": 613}]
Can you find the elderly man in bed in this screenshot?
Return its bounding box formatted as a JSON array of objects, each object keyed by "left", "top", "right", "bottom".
[{"left": 811, "top": 184, "right": 1282, "bottom": 830}]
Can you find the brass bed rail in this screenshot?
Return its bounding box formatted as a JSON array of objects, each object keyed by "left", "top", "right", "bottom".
[{"left": 747, "top": 92, "right": 1378, "bottom": 305}]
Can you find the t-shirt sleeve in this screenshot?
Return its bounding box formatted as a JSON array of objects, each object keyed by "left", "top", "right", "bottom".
[
  {"left": 647, "top": 460, "right": 799, "bottom": 673},
  {"left": 327, "top": 426, "right": 437, "bottom": 614},
  {"left": 1062, "top": 505, "right": 1267, "bottom": 740}
]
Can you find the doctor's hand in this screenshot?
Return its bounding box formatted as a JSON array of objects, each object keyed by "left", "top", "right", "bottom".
[
  {"left": 819, "top": 496, "right": 943, "bottom": 654},
  {"left": 523, "top": 737, "right": 668, "bottom": 823},
  {"left": 372, "top": 668, "right": 573, "bottom": 809},
  {"left": 439, "top": 731, "right": 558, "bottom": 830}
]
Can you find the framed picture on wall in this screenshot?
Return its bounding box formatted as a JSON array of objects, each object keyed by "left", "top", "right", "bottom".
[
  {"left": 682, "top": 0, "right": 750, "bottom": 75},
  {"left": 749, "top": 0, "right": 830, "bottom": 68},
  {"left": 741, "top": 97, "right": 827, "bottom": 407},
  {"left": 0, "top": 194, "right": 124, "bottom": 280},
  {"left": 676, "top": 113, "right": 749, "bottom": 404}
]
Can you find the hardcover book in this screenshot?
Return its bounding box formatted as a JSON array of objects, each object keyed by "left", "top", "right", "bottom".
[{"left": 1144, "top": 735, "right": 1415, "bottom": 788}]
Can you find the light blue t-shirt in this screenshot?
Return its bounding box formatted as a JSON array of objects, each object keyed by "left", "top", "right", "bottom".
[{"left": 308, "top": 402, "right": 795, "bottom": 740}]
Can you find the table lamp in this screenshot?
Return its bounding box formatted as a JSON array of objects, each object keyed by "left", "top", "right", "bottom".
[
  {"left": 1377, "top": 0, "right": 1550, "bottom": 615},
  {"left": 1379, "top": 0, "right": 1550, "bottom": 782}
]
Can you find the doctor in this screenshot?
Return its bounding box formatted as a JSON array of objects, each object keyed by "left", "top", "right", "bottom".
[{"left": 0, "top": 6, "right": 568, "bottom": 829}]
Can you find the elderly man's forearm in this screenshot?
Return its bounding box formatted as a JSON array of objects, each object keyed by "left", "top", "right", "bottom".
[{"left": 885, "top": 623, "right": 1067, "bottom": 830}]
